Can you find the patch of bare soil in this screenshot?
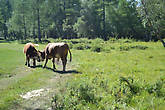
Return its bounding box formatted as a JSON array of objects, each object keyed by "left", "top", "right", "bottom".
[
  {"left": 0, "top": 60, "right": 44, "bottom": 90},
  {"left": 19, "top": 74, "right": 71, "bottom": 110},
  {"left": 17, "top": 60, "right": 77, "bottom": 110},
  {"left": 0, "top": 66, "right": 34, "bottom": 90}
]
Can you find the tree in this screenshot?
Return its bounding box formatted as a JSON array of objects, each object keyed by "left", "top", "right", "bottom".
[
  {"left": 106, "top": 0, "right": 144, "bottom": 39},
  {"left": 102, "top": 0, "right": 106, "bottom": 40},
  {"left": 2, "top": 0, "right": 164, "bottom": 41},
  {"left": 0, "top": 0, "right": 12, "bottom": 39},
  {"left": 139, "top": 0, "right": 165, "bottom": 42},
  {"left": 32, "top": 0, "right": 45, "bottom": 42},
  {"left": 74, "top": 0, "right": 102, "bottom": 39},
  {"left": 8, "top": 0, "right": 32, "bottom": 40},
  {"left": 62, "top": 0, "right": 81, "bottom": 39}
]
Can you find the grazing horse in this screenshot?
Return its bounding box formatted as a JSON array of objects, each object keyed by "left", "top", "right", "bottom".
[
  {"left": 23, "top": 43, "right": 41, "bottom": 67},
  {"left": 41, "top": 43, "right": 72, "bottom": 71}
]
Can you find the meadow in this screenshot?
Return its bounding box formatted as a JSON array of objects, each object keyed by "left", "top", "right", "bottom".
[{"left": 0, "top": 38, "right": 164, "bottom": 110}]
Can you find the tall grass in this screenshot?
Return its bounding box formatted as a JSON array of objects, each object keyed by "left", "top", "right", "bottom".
[
  {"left": 0, "top": 38, "right": 165, "bottom": 109},
  {"left": 0, "top": 43, "right": 56, "bottom": 109},
  {"left": 51, "top": 38, "right": 165, "bottom": 110},
  {"left": 0, "top": 43, "right": 24, "bottom": 78}
]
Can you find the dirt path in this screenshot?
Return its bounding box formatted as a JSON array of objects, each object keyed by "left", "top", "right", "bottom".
[
  {"left": 16, "top": 61, "right": 78, "bottom": 110},
  {"left": 19, "top": 73, "right": 71, "bottom": 110},
  {"left": 0, "top": 67, "right": 34, "bottom": 90},
  {"left": 0, "top": 59, "right": 78, "bottom": 110}
]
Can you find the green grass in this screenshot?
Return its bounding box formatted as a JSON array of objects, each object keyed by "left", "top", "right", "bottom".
[
  {"left": 0, "top": 39, "right": 165, "bottom": 109},
  {"left": 0, "top": 43, "right": 58, "bottom": 109},
  {"left": 51, "top": 39, "right": 165, "bottom": 110},
  {"left": 0, "top": 43, "right": 24, "bottom": 78}
]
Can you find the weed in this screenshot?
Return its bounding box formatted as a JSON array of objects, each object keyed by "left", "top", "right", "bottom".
[
  {"left": 145, "top": 78, "right": 165, "bottom": 97},
  {"left": 0, "top": 39, "right": 165, "bottom": 109},
  {"left": 119, "top": 45, "right": 148, "bottom": 51},
  {"left": 91, "top": 44, "right": 102, "bottom": 52}
]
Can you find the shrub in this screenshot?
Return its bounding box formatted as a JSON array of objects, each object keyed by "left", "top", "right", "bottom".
[
  {"left": 41, "top": 39, "right": 51, "bottom": 43},
  {"left": 108, "top": 38, "right": 118, "bottom": 43},
  {"left": 119, "top": 45, "right": 130, "bottom": 51},
  {"left": 108, "top": 38, "right": 135, "bottom": 43},
  {"left": 69, "top": 38, "right": 91, "bottom": 44},
  {"left": 73, "top": 43, "right": 91, "bottom": 50},
  {"left": 19, "top": 39, "right": 32, "bottom": 44},
  {"left": 119, "top": 45, "right": 148, "bottom": 51},
  {"left": 51, "top": 74, "right": 165, "bottom": 110},
  {"left": 51, "top": 82, "right": 101, "bottom": 110},
  {"left": 90, "top": 38, "right": 104, "bottom": 52},
  {"left": 145, "top": 78, "right": 165, "bottom": 97},
  {"left": 91, "top": 44, "right": 103, "bottom": 52},
  {"left": 73, "top": 43, "right": 85, "bottom": 50},
  {"left": 92, "top": 38, "right": 104, "bottom": 44},
  {"left": 119, "top": 77, "right": 141, "bottom": 95}
]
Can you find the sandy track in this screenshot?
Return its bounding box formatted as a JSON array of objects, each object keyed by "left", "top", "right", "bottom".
[
  {"left": 0, "top": 67, "right": 33, "bottom": 90},
  {"left": 16, "top": 61, "right": 76, "bottom": 110}
]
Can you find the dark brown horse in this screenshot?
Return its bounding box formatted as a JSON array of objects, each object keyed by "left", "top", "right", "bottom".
[{"left": 24, "top": 43, "right": 41, "bottom": 67}]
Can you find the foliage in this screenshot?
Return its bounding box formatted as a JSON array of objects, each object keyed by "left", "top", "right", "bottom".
[
  {"left": 138, "top": 0, "right": 165, "bottom": 41},
  {"left": 0, "top": 0, "right": 12, "bottom": 39},
  {"left": 0, "top": 0, "right": 164, "bottom": 41},
  {"left": 0, "top": 40, "right": 165, "bottom": 109},
  {"left": 52, "top": 76, "right": 165, "bottom": 109},
  {"left": 106, "top": 0, "right": 144, "bottom": 39},
  {"left": 0, "top": 43, "right": 55, "bottom": 109},
  {"left": 49, "top": 39, "right": 165, "bottom": 109}
]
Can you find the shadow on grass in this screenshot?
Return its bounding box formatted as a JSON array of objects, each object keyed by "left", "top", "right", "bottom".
[
  {"left": 32, "top": 65, "right": 81, "bottom": 74},
  {"left": 23, "top": 107, "right": 43, "bottom": 110},
  {"left": 30, "top": 65, "right": 43, "bottom": 68},
  {"left": 45, "top": 67, "right": 81, "bottom": 74},
  {"left": 0, "top": 40, "right": 12, "bottom": 43}
]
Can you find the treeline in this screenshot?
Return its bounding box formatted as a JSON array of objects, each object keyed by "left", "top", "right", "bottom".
[{"left": 0, "top": 0, "right": 165, "bottom": 41}]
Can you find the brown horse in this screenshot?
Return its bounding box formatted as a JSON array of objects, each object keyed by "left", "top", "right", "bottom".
[
  {"left": 23, "top": 43, "right": 41, "bottom": 67},
  {"left": 41, "top": 43, "right": 72, "bottom": 71}
]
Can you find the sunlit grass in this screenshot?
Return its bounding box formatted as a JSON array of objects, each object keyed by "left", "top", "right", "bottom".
[
  {"left": 0, "top": 43, "right": 55, "bottom": 109},
  {"left": 0, "top": 39, "right": 165, "bottom": 109},
  {"left": 51, "top": 39, "right": 165, "bottom": 110}
]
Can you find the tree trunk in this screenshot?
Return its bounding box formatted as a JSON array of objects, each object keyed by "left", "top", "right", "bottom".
[
  {"left": 102, "top": 0, "right": 106, "bottom": 40},
  {"left": 64, "top": 0, "right": 66, "bottom": 11},
  {"left": 157, "top": 28, "right": 165, "bottom": 47},
  {"left": 33, "top": 23, "right": 36, "bottom": 39},
  {"left": 141, "top": 0, "right": 152, "bottom": 41},
  {"left": 23, "top": 14, "right": 27, "bottom": 40},
  {"left": 3, "top": 20, "right": 8, "bottom": 40},
  {"left": 37, "top": 8, "right": 41, "bottom": 42}
]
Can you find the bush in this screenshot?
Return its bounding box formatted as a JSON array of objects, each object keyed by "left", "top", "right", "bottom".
[
  {"left": 73, "top": 43, "right": 91, "bottom": 50},
  {"left": 92, "top": 38, "right": 104, "bottom": 44},
  {"left": 119, "top": 45, "right": 148, "bottom": 51},
  {"left": 51, "top": 82, "right": 101, "bottom": 110},
  {"left": 51, "top": 74, "right": 165, "bottom": 110},
  {"left": 119, "top": 77, "right": 141, "bottom": 95},
  {"left": 90, "top": 38, "right": 104, "bottom": 52},
  {"left": 19, "top": 39, "right": 32, "bottom": 44},
  {"left": 91, "top": 44, "right": 103, "bottom": 52},
  {"left": 41, "top": 39, "right": 51, "bottom": 43},
  {"left": 108, "top": 38, "right": 135, "bottom": 43},
  {"left": 73, "top": 43, "right": 85, "bottom": 50},
  {"left": 145, "top": 78, "right": 165, "bottom": 97}
]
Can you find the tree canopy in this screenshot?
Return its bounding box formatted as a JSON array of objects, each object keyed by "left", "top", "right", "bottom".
[{"left": 0, "top": 0, "right": 165, "bottom": 41}]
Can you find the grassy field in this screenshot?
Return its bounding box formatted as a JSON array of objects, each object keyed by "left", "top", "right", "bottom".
[{"left": 0, "top": 38, "right": 165, "bottom": 109}]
